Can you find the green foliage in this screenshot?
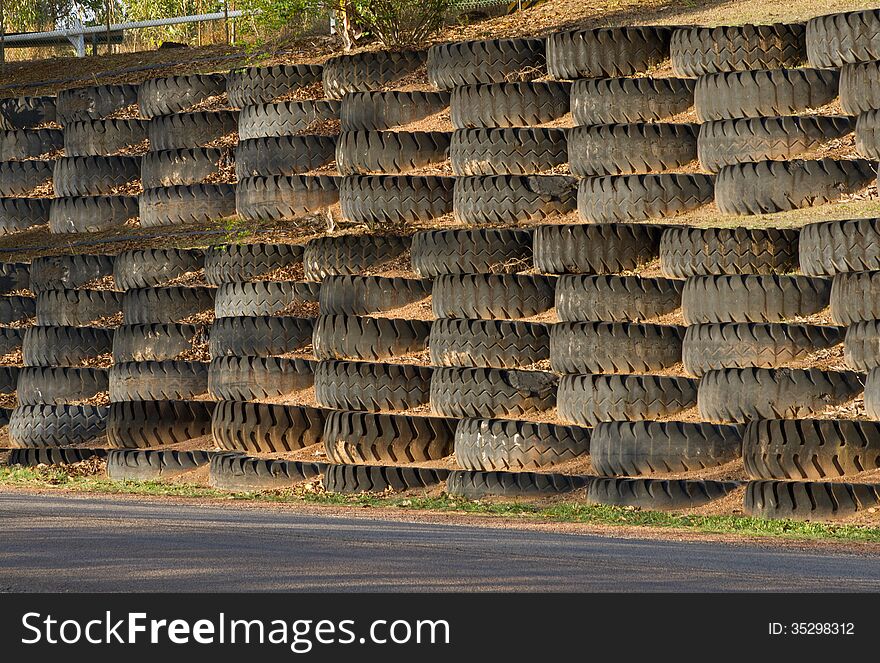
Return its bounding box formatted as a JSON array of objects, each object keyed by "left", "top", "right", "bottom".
[
  {"left": 238, "top": 0, "right": 321, "bottom": 36},
  {"left": 337, "top": 0, "right": 450, "bottom": 47}
]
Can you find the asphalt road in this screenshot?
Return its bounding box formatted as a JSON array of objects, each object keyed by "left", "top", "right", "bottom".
[{"left": 1, "top": 492, "right": 878, "bottom": 592}]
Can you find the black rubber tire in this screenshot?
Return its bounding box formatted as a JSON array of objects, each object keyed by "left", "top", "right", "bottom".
[
  {"left": 840, "top": 60, "right": 880, "bottom": 114},
  {"left": 236, "top": 175, "right": 339, "bottom": 222},
  {"left": 845, "top": 320, "right": 880, "bottom": 371},
  {"left": 236, "top": 100, "right": 340, "bottom": 140},
  {"left": 16, "top": 366, "right": 109, "bottom": 406},
  {"left": 48, "top": 196, "right": 138, "bottom": 234},
  {"left": 0, "top": 295, "right": 34, "bottom": 324},
  {"left": 454, "top": 418, "right": 589, "bottom": 471},
  {"left": 568, "top": 123, "right": 698, "bottom": 177},
  {"left": 699, "top": 368, "right": 864, "bottom": 424},
  {"left": 226, "top": 64, "right": 323, "bottom": 107},
  {"left": 35, "top": 289, "right": 123, "bottom": 326},
  {"left": 112, "top": 323, "right": 208, "bottom": 362},
  {"left": 428, "top": 38, "right": 544, "bottom": 90},
  {"left": 744, "top": 418, "right": 880, "bottom": 480},
  {"left": 341, "top": 91, "right": 450, "bottom": 131},
  {"left": 830, "top": 270, "right": 880, "bottom": 325},
  {"left": 0, "top": 327, "right": 24, "bottom": 356},
  {"left": 337, "top": 130, "right": 450, "bottom": 176},
  {"left": 589, "top": 477, "right": 741, "bottom": 510},
  {"left": 235, "top": 135, "right": 335, "bottom": 179},
  {"left": 0, "top": 128, "right": 63, "bottom": 160},
  {"left": 591, "top": 420, "right": 743, "bottom": 477},
  {"left": 682, "top": 323, "right": 844, "bottom": 377},
  {"left": 113, "top": 248, "right": 204, "bottom": 290},
  {"left": 550, "top": 321, "right": 684, "bottom": 374},
  {"left": 139, "top": 184, "right": 237, "bottom": 227},
  {"left": 109, "top": 360, "right": 209, "bottom": 402},
  {"left": 106, "top": 449, "right": 211, "bottom": 481},
  {"left": 694, "top": 68, "right": 840, "bottom": 122},
  {"left": 8, "top": 447, "right": 106, "bottom": 466},
  {"left": 0, "top": 160, "right": 53, "bottom": 196},
  {"left": 122, "top": 287, "right": 215, "bottom": 324},
  {"left": 138, "top": 73, "right": 227, "bottom": 118},
  {"left": 546, "top": 26, "right": 672, "bottom": 80},
  {"left": 447, "top": 469, "right": 590, "bottom": 498},
  {"left": 697, "top": 116, "right": 855, "bottom": 172},
  {"left": 533, "top": 223, "right": 662, "bottom": 275},
  {"left": 207, "top": 355, "right": 314, "bottom": 402},
  {"left": 324, "top": 463, "right": 448, "bottom": 494},
  {"left": 0, "top": 262, "right": 29, "bottom": 293},
  {"left": 23, "top": 326, "right": 113, "bottom": 367},
  {"left": 862, "top": 367, "right": 880, "bottom": 419},
  {"left": 571, "top": 76, "right": 693, "bottom": 125},
  {"left": 557, "top": 373, "right": 698, "bottom": 426},
  {"left": 0, "top": 95, "right": 56, "bottom": 129},
  {"left": 454, "top": 174, "right": 577, "bottom": 224},
  {"left": 0, "top": 197, "right": 50, "bottom": 234},
  {"left": 323, "top": 410, "right": 455, "bottom": 464},
  {"left": 555, "top": 275, "right": 681, "bottom": 323},
  {"left": 429, "top": 318, "right": 549, "bottom": 369},
  {"left": 671, "top": 23, "right": 807, "bottom": 76},
  {"left": 806, "top": 8, "right": 880, "bottom": 67},
  {"left": 450, "top": 81, "right": 569, "bottom": 128},
  {"left": 30, "top": 253, "right": 115, "bottom": 293},
  {"left": 578, "top": 173, "right": 714, "bottom": 222},
  {"left": 141, "top": 147, "right": 230, "bottom": 188},
  {"left": 303, "top": 233, "right": 410, "bottom": 281},
  {"left": 432, "top": 273, "right": 555, "bottom": 320},
  {"left": 412, "top": 228, "right": 532, "bottom": 277},
  {"left": 209, "top": 316, "right": 314, "bottom": 357},
  {"left": 211, "top": 401, "right": 326, "bottom": 453},
  {"left": 450, "top": 127, "right": 567, "bottom": 176},
  {"left": 682, "top": 274, "right": 831, "bottom": 324},
  {"left": 204, "top": 243, "right": 302, "bottom": 285},
  {"left": 214, "top": 281, "right": 319, "bottom": 318},
  {"left": 107, "top": 399, "right": 214, "bottom": 448},
  {"left": 209, "top": 452, "right": 325, "bottom": 491},
  {"left": 52, "top": 155, "right": 140, "bottom": 197},
  {"left": 800, "top": 217, "right": 880, "bottom": 277},
  {"left": 9, "top": 404, "right": 108, "bottom": 448},
  {"left": 314, "top": 359, "right": 432, "bottom": 412},
  {"left": 62, "top": 119, "right": 149, "bottom": 156},
  {"left": 0, "top": 365, "right": 17, "bottom": 394},
  {"left": 430, "top": 366, "right": 556, "bottom": 418},
  {"left": 856, "top": 109, "right": 880, "bottom": 159},
  {"left": 148, "top": 111, "right": 238, "bottom": 151},
  {"left": 313, "top": 314, "right": 430, "bottom": 361},
  {"left": 340, "top": 175, "right": 454, "bottom": 225},
  {"left": 319, "top": 275, "right": 431, "bottom": 316},
  {"left": 716, "top": 158, "right": 875, "bottom": 215},
  {"left": 323, "top": 50, "right": 427, "bottom": 99},
  {"left": 745, "top": 479, "right": 880, "bottom": 520},
  {"left": 56, "top": 83, "right": 138, "bottom": 125},
  {"left": 660, "top": 226, "right": 800, "bottom": 278}
]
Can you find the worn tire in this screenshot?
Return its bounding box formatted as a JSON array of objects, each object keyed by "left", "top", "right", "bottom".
[
  {"left": 207, "top": 356, "right": 314, "bottom": 402},
  {"left": 122, "top": 287, "right": 215, "bottom": 324},
  {"left": 745, "top": 479, "right": 880, "bottom": 520},
  {"left": 113, "top": 248, "right": 204, "bottom": 290},
  {"left": 107, "top": 399, "right": 214, "bottom": 448},
  {"left": 235, "top": 136, "right": 335, "bottom": 179},
  {"left": 428, "top": 38, "right": 544, "bottom": 89},
  {"left": 0, "top": 95, "right": 56, "bottom": 129},
  {"left": 341, "top": 91, "right": 450, "bottom": 131},
  {"left": 323, "top": 410, "right": 455, "bottom": 464},
  {"left": 430, "top": 366, "right": 556, "bottom": 418},
  {"left": 845, "top": 320, "right": 880, "bottom": 371},
  {"left": 16, "top": 366, "right": 109, "bottom": 406},
  {"left": 432, "top": 273, "right": 555, "bottom": 319},
  {"left": 35, "top": 289, "right": 123, "bottom": 326},
  {"left": 237, "top": 100, "right": 340, "bottom": 140},
  {"left": 56, "top": 83, "right": 138, "bottom": 125},
  {"left": 447, "top": 470, "right": 590, "bottom": 498},
  {"left": 589, "top": 477, "right": 741, "bottom": 510},
  {"left": 337, "top": 130, "right": 450, "bottom": 175},
  {"left": 22, "top": 326, "right": 112, "bottom": 367},
  {"left": 451, "top": 127, "right": 566, "bottom": 176},
  {"left": 323, "top": 50, "right": 426, "bottom": 99},
  {"left": 226, "top": 64, "right": 323, "bottom": 107},
  {"left": 340, "top": 175, "right": 454, "bottom": 225},
  {"left": 578, "top": 173, "right": 714, "bottom": 222},
  {"left": 112, "top": 323, "right": 208, "bottom": 362},
  {"left": 53, "top": 155, "right": 140, "bottom": 197},
  {"left": 555, "top": 275, "right": 682, "bottom": 322},
  {"left": 211, "top": 401, "right": 325, "bottom": 453},
  {"left": 319, "top": 275, "right": 431, "bottom": 316},
  {"left": 550, "top": 321, "right": 684, "bottom": 374},
  {"left": 806, "top": 8, "right": 880, "bottom": 67},
  {"left": 106, "top": 449, "right": 211, "bottom": 481},
  {"left": 324, "top": 463, "right": 447, "bottom": 494},
  {"left": 547, "top": 27, "right": 672, "bottom": 79},
  {"left": 0, "top": 197, "right": 50, "bottom": 234},
  {"left": 450, "top": 81, "right": 569, "bottom": 128},
  {"left": 828, "top": 271, "right": 880, "bottom": 325},
  {"left": 236, "top": 175, "right": 338, "bottom": 221},
  {"left": 49, "top": 196, "right": 138, "bottom": 234},
  {"left": 0, "top": 128, "right": 63, "bottom": 160},
  {"left": 63, "top": 119, "right": 148, "bottom": 156},
  {"left": 9, "top": 404, "right": 108, "bottom": 448},
  {"left": 8, "top": 447, "right": 106, "bottom": 466},
  {"left": 0, "top": 160, "right": 53, "bottom": 196},
  {"left": 139, "top": 184, "right": 236, "bottom": 227},
  {"left": 209, "top": 452, "right": 324, "bottom": 491},
  {"left": 429, "top": 318, "right": 549, "bottom": 369},
  {"left": 313, "top": 314, "right": 429, "bottom": 361},
  {"left": 209, "top": 316, "right": 313, "bottom": 357},
  {"left": 214, "top": 281, "right": 318, "bottom": 318},
  {"left": 109, "top": 360, "right": 209, "bottom": 402},
  {"left": 571, "top": 76, "right": 693, "bottom": 126},
  {"left": 204, "top": 243, "right": 302, "bottom": 285},
  {"left": 800, "top": 217, "right": 880, "bottom": 277},
  {"left": 315, "top": 359, "right": 432, "bottom": 412},
  {"left": 454, "top": 174, "right": 576, "bottom": 224},
  {"left": 141, "top": 147, "right": 230, "bottom": 188},
  {"left": 412, "top": 228, "right": 532, "bottom": 277},
  {"left": 534, "top": 223, "right": 662, "bottom": 275},
  {"left": 137, "top": 74, "right": 226, "bottom": 118},
  {"left": 30, "top": 253, "right": 115, "bottom": 293},
  {"left": 303, "top": 234, "right": 410, "bottom": 281},
  {"left": 148, "top": 111, "right": 238, "bottom": 151},
  {"left": 568, "top": 123, "right": 698, "bottom": 176},
  {"left": 840, "top": 60, "right": 880, "bottom": 114}
]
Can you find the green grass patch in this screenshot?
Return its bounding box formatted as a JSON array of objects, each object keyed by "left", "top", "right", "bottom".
[{"left": 3, "top": 464, "right": 880, "bottom": 544}]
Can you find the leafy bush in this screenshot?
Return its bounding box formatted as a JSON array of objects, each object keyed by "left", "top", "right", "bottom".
[{"left": 333, "top": 0, "right": 450, "bottom": 47}]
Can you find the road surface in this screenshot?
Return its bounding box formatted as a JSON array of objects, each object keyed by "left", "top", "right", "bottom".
[{"left": 1, "top": 492, "right": 878, "bottom": 592}]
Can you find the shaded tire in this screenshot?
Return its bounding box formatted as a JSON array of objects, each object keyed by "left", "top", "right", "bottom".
[
  {"left": 56, "top": 83, "right": 138, "bottom": 125},
  {"left": 845, "top": 320, "right": 880, "bottom": 371},
  {"left": 141, "top": 147, "right": 230, "bottom": 188},
  {"left": 450, "top": 81, "right": 569, "bottom": 128},
  {"left": 828, "top": 270, "right": 880, "bottom": 325},
  {"left": 340, "top": 175, "right": 454, "bottom": 225},
  {"left": 112, "top": 323, "right": 208, "bottom": 363},
  {"left": 840, "top": 60, "right": 880, "bottom": 114},
  {"left": 139, "top": 184, "right": 236, "bottom": 227},
  {"left": 578, "top": 173, "right": 714, "bottom": 222},
  {"left": 568, "top": 123, "right": 698, "bottom": 176},
  {"left": 122, "top": 287, "right": 215, "bottom": 324},
  {"left": 148, "top": 111, "right": 238, "bottom": 151},
  {"left": 806, "top": 8, "right": 880, "bottom": 67},
  {"left": 237, "top": 100, "right": 340, "bottom": 140},
  {"left": 660, "top": 226, "right": 799, "bottom": 278},
  {"left": 108, "top": 360, "right": 209, "bottom": 402},
  {"left": 428, "top": 38, "right": 544, "bottom": 89},
  {"left": 9, "top": 404, "right": 108, "bottom": 448},
  {"left": 0, "top": 295, "right": 34, "bottom": 324},
  {"left": 557, "top": 373, "right": 698, "bottom": 426},
  {"left": 555, "top": 275, "right": 682, "bottom": 322},
  {"left": 0, "top": 262, "right": 29, "bottom": 293},
  {"left": 550, "top": 321, "right": 684, "bottom": 374},
  {"left": 16, "top": 366, "right": 109, "bottom": 406},
  {"left": 454, "top": 418, "right": 589, "bottom": 471},
  {"left": 800, "top": 217, "right": 880, "bottom": 277},
  {"left": 323, "top": 50, "right": 426, "bottom": 99},
  {"left": 23, "top": 326, "right": 113, "bottom": 367},
  {"left": 0, "top": 160, "right": 53, "bottom": 196},
  {"left": 547, "top": 26, "right": 672, "bottom": 79},
  {"left": 8, "top": 447, "right": 106, "bottom": 466},
  {"left": 49, "top": 196, "right": 138, "bottom": 234},
  {"left": 429, "top": 318, "right": 549, "bottom": 368},
  {"left": 107, "top": 399, "right": 215, "bottom": 448},
  {"left": 341, "top": 91, "right": 450, "bottom": 131},
  {"left": 412, "top": 228, "right": 532, "bottom": 277},
  {"left": 589, "top": 477, "right": 741, "bottom": 510},
  {"left": 863, "top": 367, "right": 880, "bottom": 419},
  {"left": 209, "top": 316, "right": 313, "bottom": 357},
  {"left": 236, "top": 175, "right": 339, "bottom": 221},
  {"left": 682, "top": 323, "right": 844, "bottom": 376},
  {"left": 319, "top": 275, "right": 431, "bottom": 316},
  {"left": 591, "top": 420, "right": 743, "bottom": 477},
  {"left": 0, "top": 197, "right": 50, "bottom": 234},
  {"left": 204, "top": 243, "right": 303, "bottom": 285},
  {"left": 63, "top": 119, "right": 148, "bottom": 156},
  {"left": 454, "top": 174, "right": 576, "bottom": 224},
  {"left": 214, "top": 281, "right": 319, "bottom": 318},
  {"left": 303, "top": 234, "right": 410, "bottom": 281},
  {"left": 138, "top": 74, "right": 226, "bottom": 118},
  {"left": 323, "top": 410, "right": 455, "bottom": 464},
  {"left": 113, "top": 248, "right": 204, "bottom": 290},
  {"left": 450, "top": 127, "right": 567, "bottom": 176},
  {"left": 745, "top": 479, "right": 880, "bottom": 520},
  {"left": 432, "top": 273, "right": 555, "bottom": 319},
  {"left": 430, "top": 366, "right": 556, "bottom": 418},
  {"left": 35, "top": 289, "right": 123, "bottom": 326},
  {"left": 0, "top": 95, "right": 56, "bottom": 129},
  {"left": 533, "top": 223, "right": 662, "bottom": 275},
  {"left": 211, "top": 401, "right": 326, "bottom": 453},
  {"left": 313, "top": 314, "right": 430, "bottom": 361},
  {"left": 571, "top": 76, "right": 693, "bottom": 125},
  {"left": 209, "top": 452, "right": 324, "bottom": 491},
  {"left": 447, "top": 469, "right": 590, "bottom": 498},
  {"left": 52, "top": 155, "right": 140, "bottom": 197},
  {"left": 324, "top": 463, "right": 448, "bottom": 494},
  {"left": 314, "top": 359, "right": 432, "bottom": 412},
  {"left": 0, "top": 128, "right": 62, "bottom": 160},
  {"left": 226, "top": 64, "right": 323, "bottom": 107},
  {"left": 30, "top": 253, "right": 114, "bottom": 292},
  {"left": 235, "top": 136, "right": 335, "bottom": 179},
  {"left": 699, "top": 368, "right": 864, "bottom": 423},
  {"left": 207, "top": 356, "right": 314, "bottom": 402},
  {"left": 106, "top": 449, "right": 211, "bottom": 481},
  {"left": 337, "top": 130, "right": 450, "bottom": 175}
]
